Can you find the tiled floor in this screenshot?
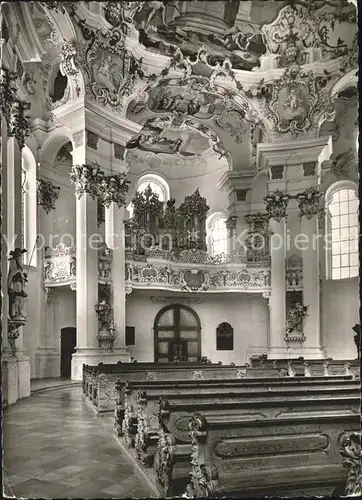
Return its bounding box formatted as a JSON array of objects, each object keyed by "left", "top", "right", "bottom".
[
  {"left": 3, "top": 386, "right": 157, "bottom": 498},
  {"left": 30, "top": 377, "right": 81, "bottom": 393}
]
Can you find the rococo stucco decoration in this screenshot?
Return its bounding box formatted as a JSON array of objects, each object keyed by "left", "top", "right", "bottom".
[
  {"left": 78, "top": 19, "right": 144, "bottom": 111},
  {"left": 255, "top": 64, "right": 335, "bottom": 137},
  {"left": 296, "top": 188, "right": 323, "bottom": 219},
  {"left": 36, "top": 179, "right": 61, "bottom": 214}
]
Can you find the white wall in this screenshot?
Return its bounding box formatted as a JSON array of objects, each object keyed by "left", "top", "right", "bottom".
[
  {"left": 322, "top": 277, "right": 359, "bottom": 359},
  {"left": 125, "top": 292, "right": 268, "bottom": 364}
]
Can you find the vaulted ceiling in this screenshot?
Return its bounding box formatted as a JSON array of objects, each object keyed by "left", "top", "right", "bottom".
[{"left": 2, "top": 1, "right": 358, "bottom": 175}]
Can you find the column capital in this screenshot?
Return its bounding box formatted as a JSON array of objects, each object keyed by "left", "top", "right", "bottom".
[
  {"left": 70, "top": 163, "right": 103, "bottom": 199},
  {"left": 264, "top": 190, "right": 291, "bottom": 221},
  {"left": 296, "top": 187, "right": 323, "bottom": 219},
  {"left": 225, "top": 215, "right": 238, "bottom": 230},
  {"left": 244, "top": 212, "right": 270, "bottom": 233}
]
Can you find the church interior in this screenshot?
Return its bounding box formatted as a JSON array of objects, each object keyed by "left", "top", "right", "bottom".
[{"left": 1, "top": 0, "right": 361, "bottom": 498}]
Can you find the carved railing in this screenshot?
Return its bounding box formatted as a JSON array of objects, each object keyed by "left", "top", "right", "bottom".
[
  {"left": 44, "top": 244, "right": 76, "bottom": 286},
  {"left": 43, "top": 242, "right": 112, "bottom": 287},
  {"left": 43, "top": 243, "right": 271, "bottom": 293},
  {"left": 125, "top": 260, "right": 270, "bottom": 294}
]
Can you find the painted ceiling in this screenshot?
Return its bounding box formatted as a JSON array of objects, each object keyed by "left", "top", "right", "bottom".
[{"left": 2, "top": 0, "right": 358, "bottom": 174}]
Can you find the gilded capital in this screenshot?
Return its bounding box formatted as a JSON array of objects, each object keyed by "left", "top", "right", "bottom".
[
  {"left": 264, "top": 190, "right": 290, "bottom": 222},
  {"left": 296, "top": 187, "right": 323, "bottom": 219}
]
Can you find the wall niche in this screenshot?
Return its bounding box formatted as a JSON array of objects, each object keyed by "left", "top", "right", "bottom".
[{"left": 216, "top": 322, "right": 234, "bottom": 351}]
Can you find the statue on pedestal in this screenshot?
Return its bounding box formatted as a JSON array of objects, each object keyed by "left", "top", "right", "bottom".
[
  {"left": 8, "top": 248, "right": 28, "bottom": 321},
  {"left": 352, "top": 324, "right": 360, "bottom": 359}
]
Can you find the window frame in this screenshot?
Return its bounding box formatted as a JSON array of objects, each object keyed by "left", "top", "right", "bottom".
[
  {"left": 206, "top": 211, "right": 228, "bottom": 257},
  {"left": 325, "top": 180, "right": 359, "bottom": 280}
]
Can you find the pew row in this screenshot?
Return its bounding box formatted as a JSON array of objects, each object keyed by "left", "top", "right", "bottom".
[
  {"left": 155, "top": 402, "right": 360, "bottom": 497},
  {"left": 111, "top": 377, "right": 360, "bottom": 496},
  {"left": 249, "top": 357, "right": 360, "bottom": 378},
  {"left": 114, "top": 376, "right": 358, "bottom": 454},
  {"left": 82, "top": 362, "right": 282, "bottom": 413}
]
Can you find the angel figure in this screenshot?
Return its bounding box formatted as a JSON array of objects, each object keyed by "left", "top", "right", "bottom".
[{"left": 284, "top": 88, "right": 303, "bottom": 113}]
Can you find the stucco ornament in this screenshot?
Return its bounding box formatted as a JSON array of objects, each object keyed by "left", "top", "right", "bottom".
[
  {"left": 78, "top": 20, "right": 144, "bottom": 111},
  {"left": 262, "top": 4, "right": 318, "bottom": 68},
  {"left": 264, "top": 190, "right": 290, "bottom": 221},
  {"left": 36, "top": 179, "right": 61, "bottom": 214},
  {"left": 70, "top": 164, "right": 104, "bottom": 200},
  {"left": 262, "top": 3, "right": 357, "bottom": 68},
  {"left": 256, "top": 65, "right": 333, "bottom": 137},
  {"left": 340, "top": 432, "right": 361, "bottom": 496},
  {"left": 296, "top": 187, "right": 323, "bottom": 219}
]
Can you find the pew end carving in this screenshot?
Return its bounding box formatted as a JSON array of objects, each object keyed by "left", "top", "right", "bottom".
[
  {"left": 186, "top": 412, "right": 219, "bottom": 498},
  {"left": 154, "top": 397, "right": 175, "bottom": 496}
]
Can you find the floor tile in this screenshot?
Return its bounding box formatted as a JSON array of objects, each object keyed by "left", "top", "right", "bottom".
[{"left": 3, "top": 386, "right": 154, "bottom": 499}]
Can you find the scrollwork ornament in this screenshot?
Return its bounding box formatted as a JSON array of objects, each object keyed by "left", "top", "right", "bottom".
[
  {"left": 99, "top": 173, "right": 130, "bottom": 209},
  {"left": 340, "top": 432, "right": 361, "bottom": 496},
  {"left": 186, "top": 413, "right": 218, "bottom": 498},
  {"left": 296, "top": 187, "right": 323, "bottom": 219},
  {"left": 7, "top": 98, "right": 31, "bottom": 150},
  {"left": 70, "top": 164, "right": 104, "bottom": 199},
  {"left": 37, "top": 179, "right": 61, "bottom": 214},
  {"left": 60, "top": 41, "right": 78, "bottom": 78},
  {"left": 264, "top": 190, "right": 290, "bottom": 221}
]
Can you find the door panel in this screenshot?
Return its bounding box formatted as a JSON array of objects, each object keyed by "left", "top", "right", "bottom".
[{"left": 154, "top": 305, "right": 201, "bottom": 362}]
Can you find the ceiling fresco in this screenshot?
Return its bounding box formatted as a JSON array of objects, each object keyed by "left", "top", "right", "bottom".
[{"left": 1, "top": 1, "right": 358, "bottom": 176}]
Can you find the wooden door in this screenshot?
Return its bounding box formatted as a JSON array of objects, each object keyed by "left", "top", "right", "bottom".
[
  {"left": 60, "top": 327, "right": 76, "bottom": 378},
  {"left": 154, "top": 304, "right": 201, "bottom": 362}
]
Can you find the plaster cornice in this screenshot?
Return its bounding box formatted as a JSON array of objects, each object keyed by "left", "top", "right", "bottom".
[
  {"left": 218, "top": 171, "right": 254, "bottom": 194},
  {"left": 256, "top": 136, "right": 333, "bottom": 170},
  {"left": 52, "top": 98, "right": 142, "bottom": 144}
]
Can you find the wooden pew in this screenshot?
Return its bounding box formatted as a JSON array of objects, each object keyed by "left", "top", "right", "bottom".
[
  {"left": 249, "top": 357, "right": 359, "bottom": 379},
  {"left": 154, "top": 401, "right": 360, "bottom": 496},
  {"left": 114, "top": 376, "right": 358, "bottom": 455},
  {"left": 339, "top": 431, "right": 361, "bottom": 496},
  {"left": 83, "top": 362, "right": 282, "bottom": 413}
]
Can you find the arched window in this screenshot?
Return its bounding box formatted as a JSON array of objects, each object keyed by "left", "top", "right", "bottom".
[
  {"left": 206, "top": 212, "right": 228, "bottom": 257},
  {"left": 22, "top": 147, "right": 37, "bottom": 266},
  {"left": 326, "top": 182, "right": 359, "bottom": 280},
  {"left": 127, "top": 174, "right": 170, "bottom": 218}
]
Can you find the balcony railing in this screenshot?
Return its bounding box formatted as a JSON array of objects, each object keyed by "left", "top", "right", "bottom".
[{"left": 42, "top": 244, "right": 301, "bottom": 294}]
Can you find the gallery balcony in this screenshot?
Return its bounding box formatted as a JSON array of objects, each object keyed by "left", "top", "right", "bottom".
[{"left": 42, "top": 242, "right": 303, "bottom": 295}]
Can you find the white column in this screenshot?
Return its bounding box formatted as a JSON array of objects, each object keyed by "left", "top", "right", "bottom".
[
  {"left": 71, "top": 190, "right": 99, "bottom": 379},
  {"left": 268, "top": 218, "right": 287, "bottom": 358},
  {"left": 7, "top": 137, "right": 31, "bottom": 398},
  {"left": 105, "top": 204, "right": 131, "bottom": 358},
  {"left": 225, "top": 216, "right": 237, "bottom": 255},
  {"left": 299, "top": 211, "right": 325, "bottom": 359},
  {"left": 1, "top": 119, "right": 20, "bottom": 405}
]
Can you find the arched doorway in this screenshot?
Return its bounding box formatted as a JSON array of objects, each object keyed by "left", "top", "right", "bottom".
[{"left": 154, "top": 304, "right": 201, "bottom": 362}]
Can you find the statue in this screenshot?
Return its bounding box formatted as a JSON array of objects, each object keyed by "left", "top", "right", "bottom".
[
  {"left": 8, "top": 248, "right": 28, "bottom": 321},
  {"left": 352, "top": 324, "right": 360, "bottom": 359}
]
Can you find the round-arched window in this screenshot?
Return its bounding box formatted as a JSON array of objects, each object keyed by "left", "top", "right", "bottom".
[{"left": 326, "top": 183, "right": 359, "bottom": 279}]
